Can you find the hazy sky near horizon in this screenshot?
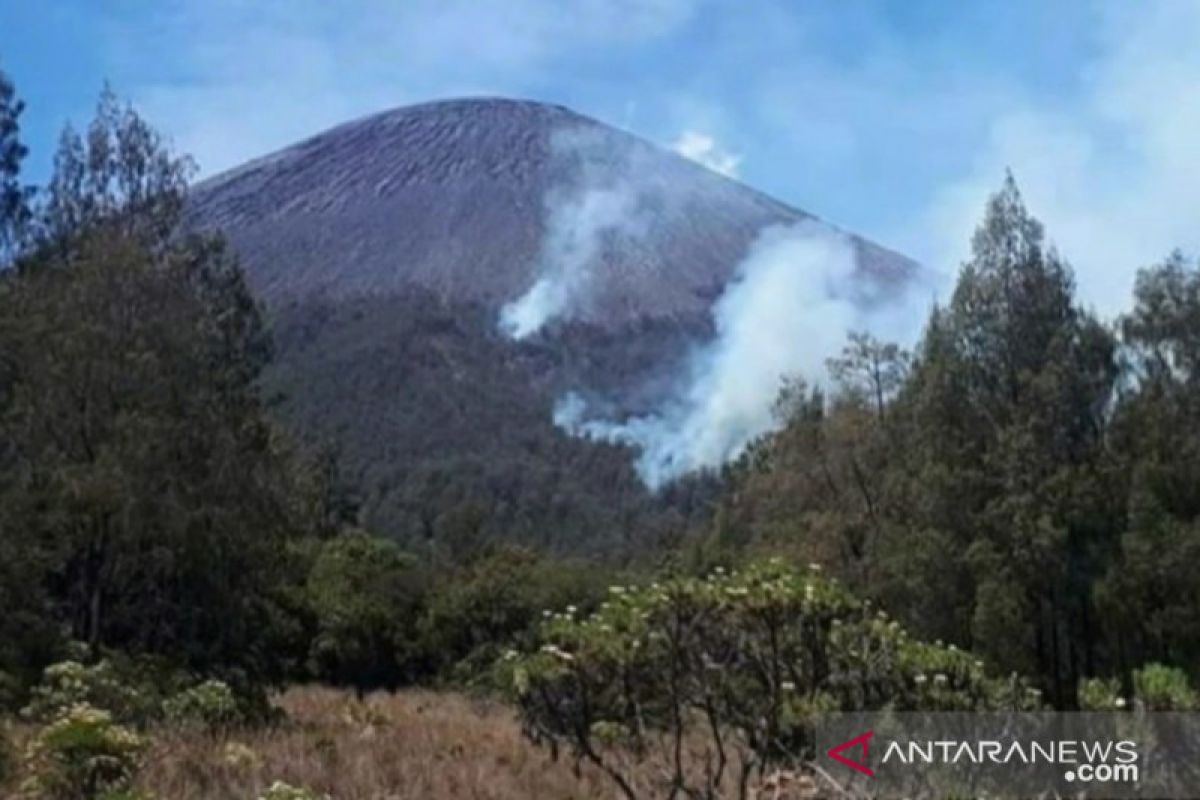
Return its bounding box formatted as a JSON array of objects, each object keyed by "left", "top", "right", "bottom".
[{"left": 3, "top": 0, "right": 1199, "bottom": 316}]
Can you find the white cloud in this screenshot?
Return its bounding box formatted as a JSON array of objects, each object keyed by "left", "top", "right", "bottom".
[{"left": 670, "top": 130, "right": 741, "bottom": 177}]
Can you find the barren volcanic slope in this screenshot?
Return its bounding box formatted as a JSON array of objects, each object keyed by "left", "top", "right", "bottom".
[
  {"left": 188, "top": 98, "right": 912, "bottom": 318},
  {"left": 186, "top": 98, "right": 916, "bottom": 553}
]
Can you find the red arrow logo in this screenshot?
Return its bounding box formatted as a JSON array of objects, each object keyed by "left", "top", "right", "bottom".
[{"left": 826, "top": 730, "right": 874, "bottom": 776}]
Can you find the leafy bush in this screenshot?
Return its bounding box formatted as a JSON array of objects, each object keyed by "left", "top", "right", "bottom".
[
  {"left": 306, "top": 531, "right": 426, "bottom": 695},
  {"left": 1078, "top": 676, "right": 1126, "bottom": 711},
  {"left": 19, "top": 703, "right": 146, "bottom": 800},
  {"left": 420, "top": 546, "right": 611, "bottom": 685},
  {"left": 505, "top": 559, "right": 1033, "bottom": 799},
  {"left": 161, "top": 680, "right": 241, "bottom": 730},
  {"left": 21, "top": 662, "right": 158, "bottom": 727},
  {"left": 1133, "top": 663, "right": 1197, "bottom": 711}
]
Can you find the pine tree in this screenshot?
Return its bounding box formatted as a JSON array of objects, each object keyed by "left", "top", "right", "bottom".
[
  {"left": 0, "top": 87, "right": 313, "bottom": 687},
  {"left": 901, "top": 173, "right": 1119, "bottom": 705},
  {"left": 0, "top": 66, "right": 33, "bottom": 264}
]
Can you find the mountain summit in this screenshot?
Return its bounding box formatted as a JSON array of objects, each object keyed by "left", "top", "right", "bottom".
[
  {"left": 184, "top": 98, "right": 919, "bottom": 550},
  {"left": 188, "top": 98, "right": 914, "bottom": 324}
]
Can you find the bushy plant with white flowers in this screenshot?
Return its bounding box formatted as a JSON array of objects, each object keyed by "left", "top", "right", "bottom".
[
  {"left": 161, "top": 679, "right": 241, "bottom": 730},
  {"left": 19, "top": 703, "right": 146, "bottom": 799},
  {"left": 21, "top": 661, "right": 157, "bottom": 727},
  {"left": 503, "top": 558, "right": 1034, "bottom": 800}
]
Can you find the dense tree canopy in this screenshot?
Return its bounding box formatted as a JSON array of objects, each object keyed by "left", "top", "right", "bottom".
[
  {"left": 724, "top": 174, "right": 1200, "bottom": 708},
  {"left": 2, "top": 66, "right": 1199, "bottom": 732},
  {"left": 0, "top": 82, "right": 318, "bottom": 689}
]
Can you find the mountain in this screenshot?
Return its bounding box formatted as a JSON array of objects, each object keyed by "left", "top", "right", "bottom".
[
  {"left": 185, "top": 98, "right": 917, "bottom": 554},
  {"left": 188, "top": 98, "right": 913, "bottom": 318}
]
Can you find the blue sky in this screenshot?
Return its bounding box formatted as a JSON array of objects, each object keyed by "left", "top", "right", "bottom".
[{"left": 3, "top": 0, "right": 1198, "bottom": 316}]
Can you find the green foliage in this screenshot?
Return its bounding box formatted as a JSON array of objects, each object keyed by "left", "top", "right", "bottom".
[
  {"left": 507, "top": 559, "right": 1033, "bottom": 799},
  {"left": 39, "top": 85, "right": 193, "bottom": 254},
  {"left": 826, "top": 331, "right": 910, "bottom": 420},
  {"left": 724, "top": 174, "right": 1200, "bottom": 709},
  {"left": 420, "top": 546, "right": 610, "bottom": 685},
  {"left": 0, "top": 86, "right": 319, "bottom": 694},
  {"left": 19, "top": 704, "right": 146, "bottom": 800},
  {"left": 265, "top": 292, "right": 718, "bottom": 556},
  {"left": 21, "top": 661, "right": 158, "bottom": 728},
  {"left": 1132, "top": 663, "right": 1197, "bottom": 711},
  {"left": 19, "top": 657, "right": 259, "bottom": 731},
  {"left": 305, "top": 531, "right": 425, "bottom": 693},
  {"left": 1077, "top": 677, "right": 1125, "bottom": 711},
  {"left": 161, "top": 680, "right": 241, "bottom": 730},
  {"left": 1095, "top": 251, "right": 1200, "bottom": 673},
  {"left": 0, "top": 65, "right": 33, "bottom": 262}
]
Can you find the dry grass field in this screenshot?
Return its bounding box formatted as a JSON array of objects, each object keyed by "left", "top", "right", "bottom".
[
  {"left": 3, "top": 686, "right": 828, "bottom": 799},
  {"left": 135, "top": 687, "right": 616, "bottom": 799},
  {"left": 2, "top": 686, "right": 832, "bottom": 800}
]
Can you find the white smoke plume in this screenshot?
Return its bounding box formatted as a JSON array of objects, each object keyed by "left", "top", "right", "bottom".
[
  {"left": 500, "top": 185, "right": 643, "bottom": 338},
  {"left": 500, "top": 127, "right": 657, "bottom": 339},
  {"left": 504, "top": 127, "right": 929, "bottom": 488},
  {"left": 555, "top": 222, "right": 922, "bottom": 489}
]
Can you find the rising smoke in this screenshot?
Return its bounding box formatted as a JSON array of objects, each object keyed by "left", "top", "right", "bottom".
[
  {"left": 500, "top": 127, "right": 661, "bottom": 338},
  {"left": 502, "top": 127, "right": 929, "bottom": 489},
  {"left": 556, "top": 223, "right": 923, "bottom": 488},
  {"left": 500, "top": 186, "right": 644, "bottom": 338}
]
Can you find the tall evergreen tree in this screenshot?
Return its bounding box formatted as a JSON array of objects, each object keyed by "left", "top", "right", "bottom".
[
  {"left": 40, "top": 85, "right": 194, "bottom": 256},
  {"left": 900, "top": 174, "right": 1118, "bottom": 705},
  {"left": 0, "top": 87, "right": 314, "bottom": 688},
  {"left": 0, "top": 66, "right": 33, "bottom": 264},
  {"left": 1098, "top": 253, "right": 1200, "bottom": 673}
]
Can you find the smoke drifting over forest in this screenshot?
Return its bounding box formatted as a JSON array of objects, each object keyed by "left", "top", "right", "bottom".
[
  {"left": 559, "top": 224, "right": 930, "bottom": 488},
  {"left": 506, "top": 130, "right": 932, "bottom": 487}
]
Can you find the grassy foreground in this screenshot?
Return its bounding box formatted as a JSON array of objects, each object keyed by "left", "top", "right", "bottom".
[{"left": 4, "top": 686, "right": 822, "bottom": 799}]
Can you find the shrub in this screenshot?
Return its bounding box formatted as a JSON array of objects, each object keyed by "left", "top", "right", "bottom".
[
  {"left": 20, "top": 703, "right": 146, "bottom": 800},
  {"left": 1078, "top": 676, "right": 1125, "bottom": 711},
  {"left": 505, "top": 559, "right": 1033, "bottom": 800},
  {"left": 161, "top": 680, "right": 241, "bottom": 730},
  {"left": 421, "top": 546, "right": 611, "bottom": 685},
  {"left": 1133, "top": 663, "right": 1197, "bottom": 711},
  {"left": 21, "top": 661, "right": 156, "bottom": 726},
  {"left": 305, "top": 531, "right": 425, "bottom": 696}
]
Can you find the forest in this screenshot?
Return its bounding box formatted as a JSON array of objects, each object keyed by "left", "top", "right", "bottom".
[{"left": 1, "top": 70, "right": 1199, "bottom": 800}]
